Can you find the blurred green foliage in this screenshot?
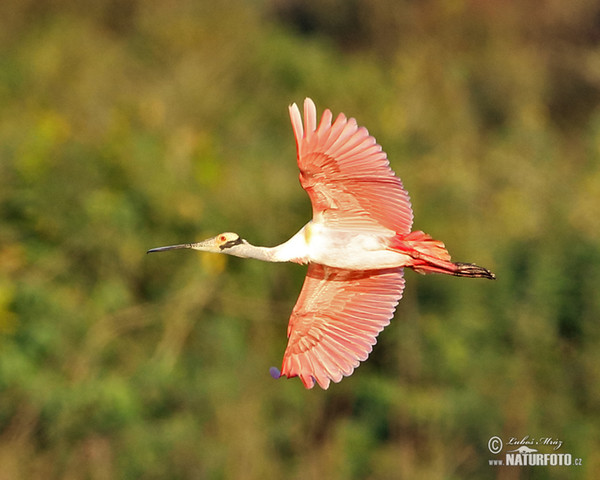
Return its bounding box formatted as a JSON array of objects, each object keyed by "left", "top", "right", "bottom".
[{"left": 1, "top": 0, "right": 600, "bottom": 478}]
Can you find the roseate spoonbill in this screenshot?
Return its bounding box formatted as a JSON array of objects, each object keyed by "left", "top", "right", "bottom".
[{"left": 148, "top": 98, "right": 495, "bottom": 389}]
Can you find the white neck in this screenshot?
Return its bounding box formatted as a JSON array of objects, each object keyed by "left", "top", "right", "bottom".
[{"left": 228, "top": 227, "right": 309, "bottom": 264}]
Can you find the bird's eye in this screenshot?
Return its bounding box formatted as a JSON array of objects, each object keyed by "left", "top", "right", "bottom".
[{"left": 219, "top": 235, "right": 227, "bottom": 242}]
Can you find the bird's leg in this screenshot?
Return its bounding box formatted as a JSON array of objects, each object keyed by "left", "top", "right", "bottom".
[
  {"left": 389, "top": 231, "right": 495, "bottom": 280},
  {"left": 409, "top": 258, "right": 495, "bottom": 279}
]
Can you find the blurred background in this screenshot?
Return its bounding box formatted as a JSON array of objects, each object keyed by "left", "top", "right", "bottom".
[{"left": 1, "top": 0, "right": 599, "bottom": 478}]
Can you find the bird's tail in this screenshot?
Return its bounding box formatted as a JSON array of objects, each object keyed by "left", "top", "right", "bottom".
[{"left": 389, "top": 231, "right": 495, "bottom": 280}]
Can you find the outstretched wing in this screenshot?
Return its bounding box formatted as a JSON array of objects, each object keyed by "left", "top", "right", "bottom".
[
  {"left": 289, "top": 98, "right": 413, "bottom": 234},
  {"left": 280, "top": 264, "right": 405, "bottom": 389}
]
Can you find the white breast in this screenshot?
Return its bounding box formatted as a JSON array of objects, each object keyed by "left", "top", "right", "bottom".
[{"left": 305, "top": 222, "right": 412, "bottom": 270}]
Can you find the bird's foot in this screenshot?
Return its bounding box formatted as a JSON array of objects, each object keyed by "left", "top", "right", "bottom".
[{"left": 454, "top": 262, "right": 496, "bottom": 280}]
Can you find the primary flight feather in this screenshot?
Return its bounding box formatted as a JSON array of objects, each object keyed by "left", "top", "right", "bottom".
[{"left": 148, "top": 98, "right": 495, "bottom": 389}]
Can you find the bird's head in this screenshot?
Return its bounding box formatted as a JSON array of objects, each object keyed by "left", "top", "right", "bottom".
[{"left": 147, "top": 232, "right": 246, "bottom": 255}]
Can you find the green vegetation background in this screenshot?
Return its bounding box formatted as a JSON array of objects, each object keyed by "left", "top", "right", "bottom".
[{"left": 1, "top": 1, "right": 599, "bottom": 478}]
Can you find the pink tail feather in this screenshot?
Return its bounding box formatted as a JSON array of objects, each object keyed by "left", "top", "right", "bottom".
[{"left": 389, "top": 231, "right": 495, "bottom": 279}]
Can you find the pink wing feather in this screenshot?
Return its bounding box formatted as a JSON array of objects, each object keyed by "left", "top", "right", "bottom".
[
  {"left": 289, "top": 98, "right": 414, "bottom": 233},
  {"left": 281, "top": 264, "right": 405, "bottom": 389},
  {"left": 280, "top": 98, "right": 413, "bottom": 389}
]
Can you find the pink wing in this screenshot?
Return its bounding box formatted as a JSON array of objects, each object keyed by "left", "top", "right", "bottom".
[
  {"left": 280, "top": 264, "right": 405, "bottom": 389},
  {"left": 289, "top": 98, "right": 413, "bottom": 233}
]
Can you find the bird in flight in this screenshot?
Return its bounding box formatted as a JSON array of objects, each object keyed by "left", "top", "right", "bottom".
[{"left": 148, "top": 98, "right": 495, "bottom": 389}]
